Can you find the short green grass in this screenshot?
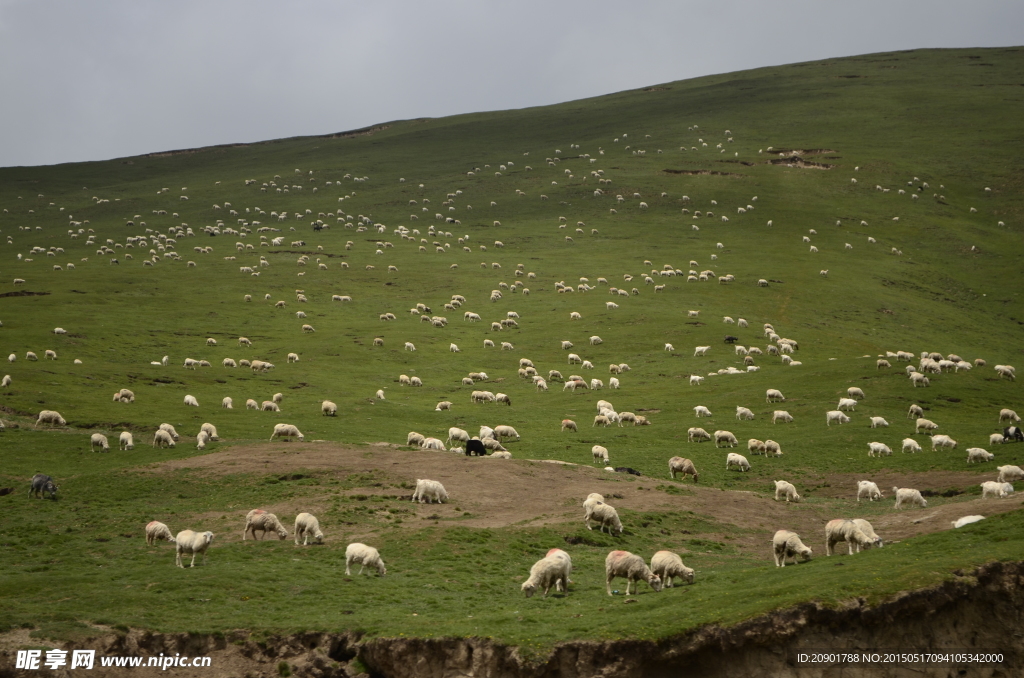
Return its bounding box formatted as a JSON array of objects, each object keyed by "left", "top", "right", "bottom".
[{"left": 1, "top": 46, "right": 1023, "bottom": 649}]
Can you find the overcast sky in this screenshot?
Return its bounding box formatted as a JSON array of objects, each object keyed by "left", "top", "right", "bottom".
[{"left": 1, "top": 0, "right": 1021, "bottom": 168}]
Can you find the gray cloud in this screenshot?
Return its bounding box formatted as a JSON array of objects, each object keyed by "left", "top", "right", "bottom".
[{"left": 1, "top": 0, "right": 1021, "bottom": 167}]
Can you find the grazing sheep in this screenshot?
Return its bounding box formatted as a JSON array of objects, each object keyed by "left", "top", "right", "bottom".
[
  {"left": 160, "top": 428, "right": 183, "bottom": 444},
  {"left": 765, "top": 389, "right": 785, "bottom": 403},
  {"left": 748, "top": 439, "right": 767, "bottom": 455},
  {"left": 931, "top": 434, "right": 957, "bottom": 450},
  {"left": 243, "top": 509, "right": 288, "bottom": 540},
  {"left": 44, "top": 349, "right": 57, "bottom": 360},
  {"left": 852, "top": 519, "right": 883, "bottom": 550},
  {"left": 435, "top": 401, "right": 452, "bottom": 411},
  {"left": 867, "top": 442, "right": 891, "bottom": 457},
  {"left": 726, "top": 452, "right": 750, "bottom": 471},
  {"left": 906, "top": 404, "right": 925, "bottom": 420},
  {"left": 981, "top": 481, "right": 1013, "bottom": 499},
  {"left": 29, "top": 473, "right": 58, "bottom": 499},
  {"left": 848, "top": 387, "right": 865, "bottom": 399},
  {"left": 966, "top": 448, "right": 994, "bottom": 463},
  {"left": 494, "top": 425, "right": 519, "bottom": 440},
  {"left": 521, "top": 552, "right": 573, "bottom": 598},
  {"left": 145, "top": 521, "right": 176, "bottom": 546},
  {"left": 893, "top": 487, "right": 927, "bottom": 509},
  {"left": 270, "top": 423, "right": 304, "bottom": 442},
  {"left": 773, "top": 530, "right": 812, "bottom": 567},
  {"left": 592, "top": 445, "right": 610, "bottom": 463},
  {"left": 89, "top": 433, "right": 110, "bottom": 452},
  {"left": 772, "top": 410, "right": 794, "bottom": 424},
  {"left": 689, "top": 375, "right": 704, "bottom": 386},
  {"left": 694, "top": 405, "right": 712, "bottom": 418},
  {"left": 856, "top": 480, "right": 883, "bottom": 502},
  {"left": 996, "top": 465, "right": 1024, "bottom": 483},
  {"left": 345, "top": 543, "right": 386, "bottom": 576},
  {"left": 916, "top": 418, "right": 938, "bottom": 434},
  {"left": 687, "top": 427, "right": 711, "bottom": 442},
  {"left": 262, "top": 401, "right": 280, "bottom": 412},
  {"left": 294, "top": 512, "right": 324, "bottom": 545},
  {"left": 764, "top": 440, "right": 782, "bottom": 457},
  {"left": 1000, "top": 409, "right": 1021, "bottom": 424},
  {"left": 826, "top": 410, "right": 851, "bottom": 426},
  {"left": 902, "top": 438, "right": 922, "bottom": 454},
  {"left": 174, "top": 530, "right": 215, "bottom": 568},
  {"left": 184, "top": 394, "right": 199, "bottom": 407},
  {"left": 421, "top": 437, "right": 447, "bottom": 451},
  {"left": 735, "top": 406, "right": 755, "bottom": 421},
  {"left": 668, "top": 456, "right": 698, "bottom": 482},
  {"left": 245, "top": 399, "right": 259, "bottom": 410},
  {"left": 715, "top": 430, "right": 738, "bottom": 448},
  {"left": 412, "top": 479, "right": 449, "bottom": 503},
  {"left": 774, "top": 480, "right": 801, "bottom": 502},
  {"left": 35, "top": 410, "right": 66, "bottom": 428},
  {"left": 990, "top": 433, "right": 1005, "bottom": 446},
  {"left": 586, "top": 502, "right": 623, "bottom": 534},
  {"left": 153, "top": 430, "right": 176, "bottom": 448},
  {"left": 825, "top": 519, "right": 874, "bottom": 555},
  {"left": 119, "top": 431, "right": 134, "bottom": 450},
  {"left": 838, "top": 398, "right": 858, "bottom": 411},
  {"left": 694, "top": 346, "right": 710, "bottom": 357},
  {"left": 606, "top": 550, "right": 662, "bottom": 595},
  {"left": 1, "top": 374, "right": 9, "bottom": 387},
  {"left": 561, "top": 419, "right": 578, "bottom": 432},
  {"left": 869, "top": 416, "right": 889, "bottom": 429},
  {"left": 877, "top": 359, "right": 891, "bottom": 369},
  {"left": 322, "top": 400, "right": 338, "bottom": 416},
  {"left": 650, "top": 551, "right": 694, "bottom": 587}
]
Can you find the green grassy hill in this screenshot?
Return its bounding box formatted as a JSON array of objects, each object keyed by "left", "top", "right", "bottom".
[{"left": 1, "top": 46, "right": 1023, "bottom": 652}]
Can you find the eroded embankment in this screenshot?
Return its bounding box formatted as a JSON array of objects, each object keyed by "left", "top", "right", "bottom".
[{"left": 2, "top": 561, "right": 1021, "bottom": 678}]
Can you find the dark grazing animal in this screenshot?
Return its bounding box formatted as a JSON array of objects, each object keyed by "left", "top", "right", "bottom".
[
  {"left": 29, "top": 473, "right": 58, "bottom": 500},
  {"left": 1004, "top": 426, "right": 1024, "bottom": 443},
  {"left": 465, "top": 438, "right": 487, "bottom": 456}
]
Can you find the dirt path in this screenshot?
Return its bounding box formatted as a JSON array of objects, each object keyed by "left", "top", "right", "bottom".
[{"left": 144, "top": 443, "right": 1024, "bottom": 555}]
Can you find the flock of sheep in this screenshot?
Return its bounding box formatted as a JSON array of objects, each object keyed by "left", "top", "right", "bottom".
[{"left": 5, "top": 126, "right": 1018, "bottom": 603}]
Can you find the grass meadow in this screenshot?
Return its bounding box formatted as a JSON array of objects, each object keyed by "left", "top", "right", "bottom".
[{"left": 1, "top": 46, "right": 1023, "bottom": 651}]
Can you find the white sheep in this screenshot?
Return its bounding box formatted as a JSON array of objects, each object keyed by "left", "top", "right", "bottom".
[
  {"left": 650, "top": 551, "right": 694, "bottom": 587},
  {"left": 825, "top": 519, "right": 874, "bottom": 555},
  {"left": 869, "top": 416, "right": 889, "bottom": 429},
  {"left": 715, "top": 430, "right": 738, "bottom": 448},
  {"left": 561, "top": 419, "right": 578, "bottom": 432},
  {"left": 990, "top": 433, "right": 1005, "bottom": 446},
  {"left": 856, "top": 480, "right": 883, "bottom": 502},
  {"left": 421, "top": 437, "right": 446, "bottom": 451},
  {"left": 772, "top": 410, "right": 794, "bottom": 424},
  {"left": 270, "top": 423, "right": 304, "bottom": 442},
  {"left": 294, "top": 512, "right": 324, "bottom": 545},
  {"left": 999, "top": 409, "right": 1020, "bottom": 423},
  {"left": 930, "top": 434, "right": 957, "bottom": 450},
  {"left": 262, "top": 401, "right": 280, "bottom": 412},
  {"left": 35, "top": 410, "right": 66, "bottom": 428},
  {"left": 694, "top": 346, "right": 710, "bottom": 356},
  {"left": 773, "top": 530, "right": 812, "bottom": 567},
  {"left": 243, "top": 509, "right": 288, "bottom": 540},
  {"left": 153, "top": 430, "right": 176, "bottom": 448},
  {"left": 521, "top": 552, "right": 573, "bottom": 597},
  {"left": 694, "top": 405, "right": 712, "bottom": 418},
  {"left": 996, "top": 465, "right": 1024, "bottom": 483},
  {"left": 119, "top": 431, "right": 134, "bottom": 450},
  {"left": 915, "top": 418, "right": 938, "bottom": 434},
  {"left": 345, "top": 543, "right": 387, "bottom": 576},
  {"left": 585, "top": 501, "right": 623, "bottom": 534},
  {"left": 848, "top": 387, "right": 865, "bottom": 399},
  {"left": 376, "top": 389, "right": 386, "bottom": 400},
  {"left": 893, "top": 487, "right": 927, "bottom": 509},
  {"left": 184, "top": 394, "right": 199, "bottom": 407},
  {"left": 981, "top": 481, "right": 1013, "bottom": 499},
  {"left": 902, "top": 438, "right": 922, "bottom": 454},
  {"left": 726, "top": 452, "right": 750, "bottom": 471},
  {"left": 735, "top": 406, "right": 755, "bottom": 421},
  {"left": 592, "top": 445, "right": 610, "bottom": 463},
  {"left": 853, "top": 519, "right": 883, "bottom": 550},
  {"left": 952, "top": 515, "right": 986, "bottom": 529},
  {"left": 867, "top": 442, "right": 891, "bottom": 457},
  {"left": 765, "top": 389, "right": 785, "bottom": 403},
  {"left": 826, "top": 410, "right": 851, "bottom": 426},
  {"left": 146, "top": 520, "right": 176, "bottom": 546},
  {"left": 90, "top": 433, "right": 110, "bottom": 452},
  {"left": 837, "top": 398, "right": 858, "bottom": 411},
  {"left": 774, "top": 480, "right": 800, "bottom": 502},
  {"left": 494, "top": 425, "right": 520, "bottom": 440},
  {"left": 668, "top": 456, "right": 698, "bottom": 481},
  {"left": 605, "top": 550, "right": 662, "bottom": 595},
  {"left": 690, "top": 375, "right": 704, "bottom": 386},
  {"left": 687, "top": 427, "right": 711, "bottom": 442},
  {"left": 174, "top": 530, "right": 214, "bottom": 567},
  {"left": 412, "top": 479, "right": 448, "bottom": 503},
  {"left": 764, "top": 440, "right": 782, "bottom": 457}
]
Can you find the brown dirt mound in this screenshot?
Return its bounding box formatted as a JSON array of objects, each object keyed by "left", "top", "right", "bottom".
[{"left": 144, "top": 443, "right": 1024, "bottom": 555}]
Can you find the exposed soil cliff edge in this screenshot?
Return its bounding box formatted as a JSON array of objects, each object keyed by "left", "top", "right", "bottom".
[{"left": 2, "top": 561, "right": 1021, "bottom": 678}]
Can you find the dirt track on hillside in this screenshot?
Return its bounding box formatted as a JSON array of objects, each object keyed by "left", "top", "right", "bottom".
[{"left": 144, "top": 442, "right": 1024, "bottom": 556}]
